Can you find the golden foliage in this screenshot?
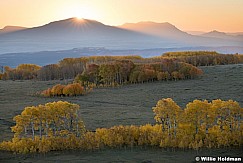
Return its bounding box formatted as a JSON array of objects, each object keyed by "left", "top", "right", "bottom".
[
  {"left": 41, "top": 83, "right": 86, "bottom": 97},
  {"left": 162, "top": 51, "right": 243, "bottom": 66},
  {"left": 0, "top": 99, "right": 242, "bottom": 153}
]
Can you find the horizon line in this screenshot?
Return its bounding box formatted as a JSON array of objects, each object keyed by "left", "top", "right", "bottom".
[{"left": 1, "top": 17, "right": 243, "bottom": 34}]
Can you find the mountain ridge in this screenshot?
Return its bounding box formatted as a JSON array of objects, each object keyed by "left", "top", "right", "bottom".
[
  {"left": 0, "top": 17, "right": 242, "bottom": 54},
  {"left": 0, "top": 26, "right": 27, "bottom": 34},
  {"left": 201, "top": 30, "right": 243, "bottom": 42},
  {"left": 118, "top": 21, "right": 190, "bottom": 38}
]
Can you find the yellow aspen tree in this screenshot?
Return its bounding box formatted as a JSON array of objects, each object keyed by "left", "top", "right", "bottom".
[
  {"left": 152, "top": 98, "right": 181, "bottom": 137},
  {"left": 184, "top": 100, "right": 211, "bottom": 136}
]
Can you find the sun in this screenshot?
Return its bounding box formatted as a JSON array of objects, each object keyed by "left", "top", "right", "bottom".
[
  {"left": 76, "top": 16, "right": 83, "bottom": 20},
  {"left": 69, "top": 5, "right": 97, "bottom": 20},
  {"left": 75, "top": 16, "right": 84, "bottom": 21},
  {"left": 59, "top": 4, "right": 101, "bottom": 22}
]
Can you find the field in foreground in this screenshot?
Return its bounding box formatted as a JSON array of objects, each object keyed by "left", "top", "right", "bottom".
[
  {"left": 0, "top": 147, "right": 242, "bottom": 163},
  {"left": 0, "top": 64, "right": 243, "bottom": 162}
]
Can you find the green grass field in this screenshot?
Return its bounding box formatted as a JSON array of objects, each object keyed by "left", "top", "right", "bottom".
[{"left": 0, "top": 64, "right": 242, "bottom": 162}]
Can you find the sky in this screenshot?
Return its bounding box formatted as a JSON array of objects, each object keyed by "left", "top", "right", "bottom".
[{"left": 0, "top": 0, "right": 243, "bottom": 32}]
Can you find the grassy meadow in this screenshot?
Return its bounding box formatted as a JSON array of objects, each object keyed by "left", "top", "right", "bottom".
[{"left": 0, "top": 64, "right": 242, "bottom": 162}]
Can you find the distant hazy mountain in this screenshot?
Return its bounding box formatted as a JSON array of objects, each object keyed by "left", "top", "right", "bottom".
[
  {"left": 8, "top": 18, "right": 151, "bottom": 39},
  {"left": 0, "top": 18, "right": 171, "bottom": 54},
  {"left": 201, "top": 30, "right": 243, "bottom": 42},
  {"left": 119, "top": 21, "right": 189, "bottom": 38},
  {"left": 1, "top": 46, "right": 243, "bottom": 67},
  {"left": 0, "top": 26, "right": 27, "bottom": 34},
  {"left": 186, "top": 31, "right": 205, "bottom": 35},
  {"left": 119, "top": 21, "right": 243, "bottom": 49},
  {"left": 228, "top": 32, "right": 243, "bottom": 36},
  {"left": 0, "top": 18, "right": 242, "bottom": 54}
]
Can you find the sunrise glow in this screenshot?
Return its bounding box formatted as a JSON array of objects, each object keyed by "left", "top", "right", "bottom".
[
  {"left": 63, "top": 5, "right": 97, "bottom": 20},
  {"left": 0, "top": 0, "right": 243, "bottom": 32}
]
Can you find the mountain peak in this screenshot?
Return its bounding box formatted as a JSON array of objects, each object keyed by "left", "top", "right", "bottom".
[
  {"left": 2, "top": 25, "right": 26, "bottom": 30},
  {"left": 119, "top": 21, "right": 187, "bottom": 38},
  {"left": 1, "top": 17, "right": 241, "bottom": 55},
  {"left": 121, "top": 21, "right": 175, "bottom": 28},
  {"left": 202, "top": 30, "right": 228, "bottom": 37},
  {"left": 208, "top": 30, "right": 226, "bottom": 35},
  {"left": 0, "top": 26, "right": 27, "bottom": 34},
  {"left": 20, "top": 17, "right": 108, "bottom": 35},
  {"left": 44, "top": 17, "right": 105, "bottom": 27},
  {"left": 200, "top": 30, "right": 243, "bottom": 41}
]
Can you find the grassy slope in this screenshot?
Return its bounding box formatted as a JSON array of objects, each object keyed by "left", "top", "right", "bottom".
[
  {"left": 0, "top": 64, "right": 242, "bottom": 162},
  {"left": 0, "top": 148, "right": 242, "bottom": 163}
]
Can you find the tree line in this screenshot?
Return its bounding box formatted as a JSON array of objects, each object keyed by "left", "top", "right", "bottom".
[
  {"left": 0, "top": 56, "right": 143, "bottom": 81},
  {"left": 0, "top": 59, "right": 203, "bottom": 88},
  {"left": 1, "top": 52, "right": 242, "bottom": 81},
  {"left": 75, "top": 60, "right": 203, "bottom": 87},
  {"left": 0, "top": 98, "right": 242, "bottom": 153},
  {"left": 0, "top": 64, "right": 41, "bottom": 80},
  {"left": 38, "top": 59, "right": 202, "bottom": 97},
  {"left": 161, "top": 51, "right": 243, "bottom": 66}
]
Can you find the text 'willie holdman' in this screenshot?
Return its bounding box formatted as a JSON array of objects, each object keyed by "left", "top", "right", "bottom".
[{"left": 196, "top": 156, "right": 242, "bottom": 162}]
